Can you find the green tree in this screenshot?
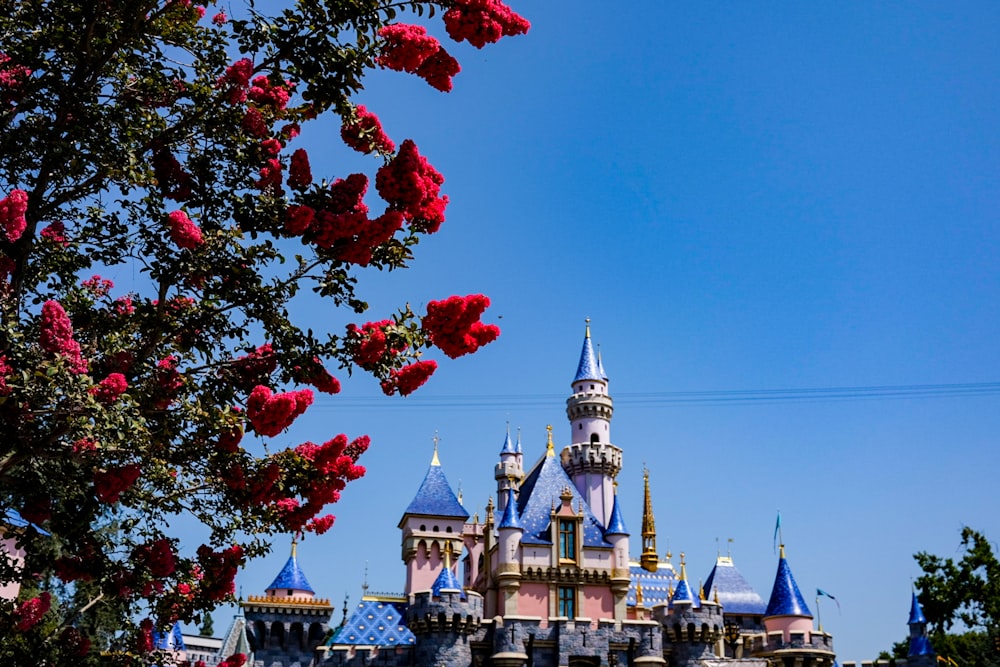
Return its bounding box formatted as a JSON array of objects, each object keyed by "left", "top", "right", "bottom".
[
  {"left": 885, "top": 527, "right": 1000, "bottom": 666},
  {"left": 0, "top": 0, "right": 527, "bottom": 663}
]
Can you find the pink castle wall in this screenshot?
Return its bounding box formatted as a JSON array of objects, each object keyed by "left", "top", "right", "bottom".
[
  {"left": 583, "top": 585, "right": 613, "bottom": 620},
  {"left": 0, "top": 534, "right": 24, "bottom": 600},
  {"left": 519, "top": 582, "right": 549, "bottom": 617}
]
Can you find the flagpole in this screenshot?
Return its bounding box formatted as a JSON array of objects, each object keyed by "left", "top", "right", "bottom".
[{"left": 815, "top": 595, "right": 823, "bottom": 632}]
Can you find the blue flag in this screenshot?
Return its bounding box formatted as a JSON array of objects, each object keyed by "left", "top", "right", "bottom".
[
  {"left": 817, "top": 588, "right": 841, "bottom": 614},
  {"left": 773, "top": 511, "right": 782, "bottom": 553}
]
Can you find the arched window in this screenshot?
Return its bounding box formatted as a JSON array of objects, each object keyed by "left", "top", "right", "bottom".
[{"left": 589, "top": 433, "right": 599, "bottom": 444}]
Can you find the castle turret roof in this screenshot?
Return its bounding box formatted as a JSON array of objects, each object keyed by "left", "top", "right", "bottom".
[
  {"left": 327, "top": 597, "right": 415, "bottom": 647},
  {"left": 401, "top": 454, "right": 469, "bottom": 520},
  {"left": 908, "top": 590, "right": 927, "bottom": 625},
  {"left": 573, "top": 322, "right": 602, "bottom": 383},
  {"left": 604, "top": 493, "right": 629, "bottom": 536},
  {"left": 764, "top": 547, "right": 812, "bottom": 617},
  {"left": 596, "top": 346, "right": 609, "bottom": 381},
  {"left": 516, "top": 450, "right": 608, "bottom": 547},
  {"left": 266, "top": 543, "right": 314, "bottom": 593},
  {"left": 670, "top": 556, "right": 701, "bottom": 608},
  {"left": 703, "top": 555, "right": 767, "bottom": 615},
  {"left": 431, "top": 563, "right": 464, "bottom": 598},
  {"left": 152, "top": 622, "right": 186, "bottom": 651},
  {"left": 498, "top": 488, "right": 523, "bottom": 530},
  {"left": 909, "top": 634, "right": 934, "bottom": 656},
  {"left": 500, "top": 424, "right": 517, "bottom": 455}
]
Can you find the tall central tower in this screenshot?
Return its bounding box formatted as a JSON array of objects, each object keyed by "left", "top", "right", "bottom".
[{"left": 561, "top": 321, "right": 622, "bottom": 526}]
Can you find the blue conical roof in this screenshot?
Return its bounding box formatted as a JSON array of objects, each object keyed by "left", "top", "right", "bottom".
[
  {"left": 267, "top": 546, "right": 314, "bottom": 593},
  {"left": 596, "top": 347, "right": 609, "bottom": 381},
  {"left": 573, "top": 326, "right": 601, "bottom": 383},
  {"left": 516, "top": 453, "right": 608, "bottom": 547},
  {"left": 402, "top": 462, "right": 469, "bottom": 520},
  {"left": 604, "top": 494, "right": 628, "bottom": 536},
  {"left": 515, "top": 429, "right": 522, "bottom": 454},
  {"left": 909, "top": 634, "right": 934, "bottom": 656},
  {"left": 908, "top": 590, "right": 927, "bottom": 625},
  {"left": 431, "top": 564, "right": 464, "bottom": 597},
  {"left": 765, "top": 551, "right": 812, "bottom": 617},
  {"left": 498, "top": 488, "right": 523, "bottom": 530},
  {"left": 500, "top": 426, "right": 516, "bottom": 455},
  {"left": 153, "top": 621, "right": 186, "bottom": 650},
  {"left": 703, "top": 556, "right": 767, "bottom": 615}
]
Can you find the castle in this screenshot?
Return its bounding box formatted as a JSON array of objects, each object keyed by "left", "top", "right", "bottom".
[{"left": 199, "top": 325, "right": 938, "bottom": 666}]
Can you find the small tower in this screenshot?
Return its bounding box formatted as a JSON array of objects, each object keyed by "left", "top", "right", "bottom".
[
  {"left": 907, "top": 590, "right": 936, "bottom": 667},
  {"left": 495, "top": 424, "right": 523, "bottom": 512},
  {"left": 658, "top": 553, "right": 723, "bottom": 667},
  {"left": 399, "top": 441, "right": 469, "bottom": 596},
  {"left": 562, "top": 321, "right": 622, "bottom": 526},
  {"left": 757, "top": 544, "right": 836, "bottom": 666},
  {"left": 496, "top": 487, "right": 524, "bottom": 615},
  {"left": 604, "top": 486, "right": 631, "bottom": 618},
  {"left": 640, "top": 467, "right": 659, "bottom": 572},
  {"left": 242, "top": 542, "right": 333, "bottom": 667}
]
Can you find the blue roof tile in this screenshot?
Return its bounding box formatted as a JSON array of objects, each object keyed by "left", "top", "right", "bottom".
[
  {"left": 627, "top": 563, "right": 677, "bottom": 606},
  {"left": 267, "top": 549, "right": 314, "bottom": 593},
  {"left": 596, "top": 347, "right": 609, "bottom": 381},
  {"left": 765, "top": 553, "right": 812, "bottom": 618},
  {"left": 909, "top": 634, "right": 934, "bottom": 657},
  {"left": 573, "top": 329, "right": 601, "bottom": 383},
  {"left": 604, "top": 494, "right": 629, "bottom": 536},
  {"left": 516, "top": 454, "right": 608, "bottom": 547},
  {"left": 672, "top": 577, "right": 700, "bottom": 608},
  {"left": 500, "top": 426, "right": 517, "bottom": 455},
  {"left": 329, "top": 598, "right": 416, "bottom": 647},
  {"left": 703, "top": 557, "right": 767, "bottom": 615},
  {"left": 432, "top": 565, "right": 464, "bottom": 598},
  {"left": 498, "top": 488, "right": 523, "bottom": 530},
  {"left": 402, "top": 464, "right": 469, "bottom": 520},
  {"left": 909, "top": 591, "right": 927, "bottom": 625}
]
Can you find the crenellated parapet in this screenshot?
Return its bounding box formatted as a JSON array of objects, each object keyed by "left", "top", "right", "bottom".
[
  {"left": 406, "top": 589, "right": 483, "bottom": 636},
  {"left": 565, "top": 393, "right": 615, "bottom": 438},
  {"left": 560, "top": 441, "right": 622, "bottom": 477},
  {"left": 750, "top": 628, "right": 836, "bottom": 666}
]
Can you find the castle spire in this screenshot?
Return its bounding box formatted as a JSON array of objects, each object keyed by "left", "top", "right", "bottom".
[
  {"left": 640, "top": 467, "right": 659, "bottom": 572},
  {"left": 573, "top": 319, "right": 601, "bottom": 383},
  {"left": 546, "top": 424, "right": 555, "bottom": 457},
  {"left": 764, "top": 544, "right": 812, "bottom": 618},
  {"left": 908, "top": 590, "right": 935, "bottom": 659},
  {"left": 431, "top": 432, "right": 440, "bottom": 466}
]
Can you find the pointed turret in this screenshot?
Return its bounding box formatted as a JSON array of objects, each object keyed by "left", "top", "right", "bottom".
[
  {"left": 764, "top": 545, "right": 811, "bottom": 618},
  {"left": 563, "top": 321, "right": 621, "bottom": 525},
  {"left": 907, "top": 591, "right": 935, "bottom": 662},
  {"left": 431, "top": 543, "right": 464, "bottom": 598},
  {"left": 266, "top": 540, "right": 315, "bottom": 599},
  {"left": 670, "top": 553, "right": 700, "bottom": 608},
  {"left": 400, "top": 442, "right": 468, "bottom": 595},
  {"left": 604, "top": 491, "right": 629, "bottom": 537},
  {"left": 498, "top": 488, "right": 523, "bottom": 531},
  {"left": 640, "top": 468, "right": 659, "bottom": 572},
  {"left": 596, "top": 344, "right": 609, "bottom": 381},
  {"left": 495, "top": 423, "right": 523, "bottom": 513},
  {"left": 703, "top": 553, "right": 767, "bottom": 615}
]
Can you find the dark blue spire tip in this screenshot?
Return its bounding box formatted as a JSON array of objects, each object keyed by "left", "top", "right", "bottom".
[{"left": 765, "top": 555, "right": 812, "bottom": 618}]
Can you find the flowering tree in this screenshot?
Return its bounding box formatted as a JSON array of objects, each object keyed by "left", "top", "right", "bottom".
[{"left": 0, "top": 0, "right": 523, "bottom": 662}]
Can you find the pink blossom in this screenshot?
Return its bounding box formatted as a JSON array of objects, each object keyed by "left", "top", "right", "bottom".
[
  {"left": 443, "top": 0, "right": 530, "bottom": 48},
  {"left": 340, "top": 106, "right": 395, "bottom": 154},
  {"left": 377, "top": 25, "right": 460, "bottom": 91},
  {"left": 39, "top": 300, "right": 88, "bottom": 373},
  {"left": 381, "top": 360, "right": 437, "bottom": 396},
  {"left": 284, "top": 205, "right": 315, "bottom": 235},
  {"left": 0, "top": 355, "right": 10, "bottom": 396},
  {"left": 256, "top": 158, "right": 283, "bottom": 190},
  {"left": 94, "top": 464, "right": 141, "bottom": 503},
  {"left": 90, "top": 372, "right": 128, "bottom": 404},
  {"left": 167, "top": 210, "right": 203, "bottom": 249},
  {"left": 288, "top": 149, "right": 312, "bottom": 189},
  {"left": 212, "top": 11, "right": 227, "bottom": 25},
  {"left": 40, "top": 221, "right": 68, "bottom": 245},
  {"left": 422, "top": 294, "right": 500, "bottom": 358},
  {"left": 16, "top": 592, "right": 52, "bottom": 631},
  {"left": 375, "top": 139, "right": 448, "bottom": 232},
  {"left": 246, "top": 385, "right": 314, "bottom": 437},
  {"left": 241, "top": 107, "right": 268, "bottom": 137},
  {"left": 217, "top": 58, "right": 254, "bottom": 104},
  {"left": 0, "top": 189, "right": 28, "bottom": 242}
]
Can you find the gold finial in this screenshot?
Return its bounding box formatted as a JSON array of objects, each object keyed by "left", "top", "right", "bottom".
[
  {"left": 560, "top": 486, "right": 574, "bottom": 504},
  {"left": 585, "top": 317, "right": 591, "bottom": 338},
  {"left": 679, "top": 552, "right": 687, "bottom": 581},
  {"left": 457, "top": 481, "right": 463, "bottom": 506},
  {"left": 780, "top": 544, "right": 786, "bottom": 559},
  {"left": 443, "top": 541, "right": 453, "bottom": 570},
  {"left": 699, "top": 580, "right": 706, "bottom": 601},
  {"left": 431, "top": 431, "right": 441, "bottom": 466},
  {"left": 713, "top": 588, "right": 720, "bottom": 604},
  {"left": 577, "top": 500, "right": 584, "bottom": 516},
  {"left": 636, "top": 580, "right": 644, "bottom": 606},
  {"left": 640, "top": 467, "right": 658, "bottom": 572},
  {"left": 291, "top": 538, "right": 298, "bottom": 558},
  {"left": 546, "top": 425, "right": 555, "bottom": 456},
  {"left": 473, "top": 512, "right": 480, "bottom": 525}
]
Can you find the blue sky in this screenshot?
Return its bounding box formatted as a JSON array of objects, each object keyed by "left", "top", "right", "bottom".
[{"left": 201, "top": 2, "right": 1000, "bottom": 661}]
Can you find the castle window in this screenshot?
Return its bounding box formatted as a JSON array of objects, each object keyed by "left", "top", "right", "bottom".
[
  {"left": 590, "top": 433, "right": 599, "bottom": 444},
  {"left": 590, "top": 384, "right": 594, "bottom": 390},
  {"left": 578, "top": 423, "right": 582, "bottom": 430},
  {"left": 446, "top": 526, "right": 453, "bottom": 533},
  {"left": 558, "top": 586, "right": 575, "bottom": 618},
  {"left": 558, "top": 519, "right": 576, "bottom": 561}
]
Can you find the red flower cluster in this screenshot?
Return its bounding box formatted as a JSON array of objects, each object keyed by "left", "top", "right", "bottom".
[
  {"left": 156, "top": 355, "right": 184, "bottom": 400},
  {"left": 288, "top": 148, "right": 312, "bottom": 190},
  {"left": 0, "top": 355, "right": 10, "bottom": 396},
  {"left": 0, "top": 52, "right": 31, "bottom": 107},
  {"left": 345, "top": 320, "right": 389, "bottom": 368},
  {"left": 376, "top": 139, "right": 447, "bottom": 232},
  {"left": 1, "top": 188, "right": 28, "bottom": 242},
  {"left": 219, "top": 654, "right": 247, "bottom": 667},
  {"left": 443, "top": 0, "right": 530, "bottom": 48},
  {"left": 422, "top": 294, "right": 500, "bottom": 359},
  {"left": 212, "top": 11, "right": 227, "bottom": 25},
  {"left": 307, "top": 514, "right": 335, "bottom": 534},
  {"left": 284, "top": 205, "right": 314, "bottom": 235},
  {"left": 381, "top": 360, "right": 437, "bottom": 396},
  {"left": 81, "top": 274, "right": 114, "bottom": 297},
  {"left": 217, "top": 58, "right": 254, "bottom": 104},
  {"left": 16, "top": 592, "right": 52, "bottom": 631},
  {"left": 196, "top": 543, "right": 244, "bottom": 600},
  {"left": 377, "top": 24, "right": 461, "bottom": 92},
  {"left": 248, "top": 75, "right": 292, "bottom": 111},
  {"left": 39, "top": 300, "right": 88, "bottom": 373},
  {"left": 167, "top": 210, "right": 204, "bottom": 249},
  {"left": 59, "top": 626, "right": 91, "bottom": 657},
  {"left": 229, "top": 343, "right": 276, "bottom": 391},
  {"left": 151, "top": 148, "right": 194, "bottom": 201},
  {"left": 137, "top": 618, "right": 154, "bottom": 654},
  {"left": 134, "top": 538, "right": 176, "bottom": 578},
  {"left": 241, "top": 107, "right": 268, "bottom": 137},
  {"left": 94, "top": 464, "right": 141, "bottom": 503},
  {"left": 276, "top": 434, "right": 369, "bottom": 532},
  {"left": 256, "top": 158, "right": 283, "bottom": 191},
  {"left": 341, "top": 105, "right": 396, "bottom": 155},
  {"left": 292, "top": 358, "right": 341, "bottom": 395},
  {"left": 246, "top": 385, "right": 313, "bottom": 437},
  {"left": 21, "top": 495, "right": 51, "bottom": 524},
  {"left": 39, "top": 221, "right": 68, "bottom": 245},
  {"left": 90, "top": 372, "right": 128, "bottom": 404}
]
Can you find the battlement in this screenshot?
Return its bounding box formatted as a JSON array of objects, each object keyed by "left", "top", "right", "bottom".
[
  {"left": 653, "top": 601, "right": 724, "bottom": 646},
  {"left": 560, "top": 441, "right": 622, "bottom": 477},
  {"left": 841, "top": 660, "right": 935, "bottom": 667},
  {"left": 565, "top": 391, "right": 614, "bottom": 423},
  {"left": 750, "top": 628, "right": 836, "bottom": 665},
  {"left": 406, "top": 589, "right": 483, "bottom": 636}
]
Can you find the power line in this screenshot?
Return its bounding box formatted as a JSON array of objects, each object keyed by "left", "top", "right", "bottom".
[{"left": 310, "top": 381, "right": 1000, "bottom": 411}]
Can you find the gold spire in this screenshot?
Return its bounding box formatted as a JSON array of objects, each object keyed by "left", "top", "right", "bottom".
[
  {"left": 545, "top": 424, "right": 555, "bottom": 457},
  {"left": 431, "top": 432, "right": 441, "bottom": 466},
  {"left": 443, "top": 541, "right": 453, "bottom": 570},
  {"left": 291, "top": 538, "right": 298, "bottom": 559},
  {"left": 699, "top": 580, "right": 706, "bottom": 601},
  {"left": 585, "top": 317, "right": 591, "bottom": 338},
  {"left": 640, "top": 467, "right": 659, "bottom": 572},
  {"left": 780, "top": 544, "right": 786, "bottom": 559},
  {"left": 636, "top": 580, "right": 645, "bottom": 606},
  {"left": 679, "top": 552, "right": 687, "bottom": 581}
]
